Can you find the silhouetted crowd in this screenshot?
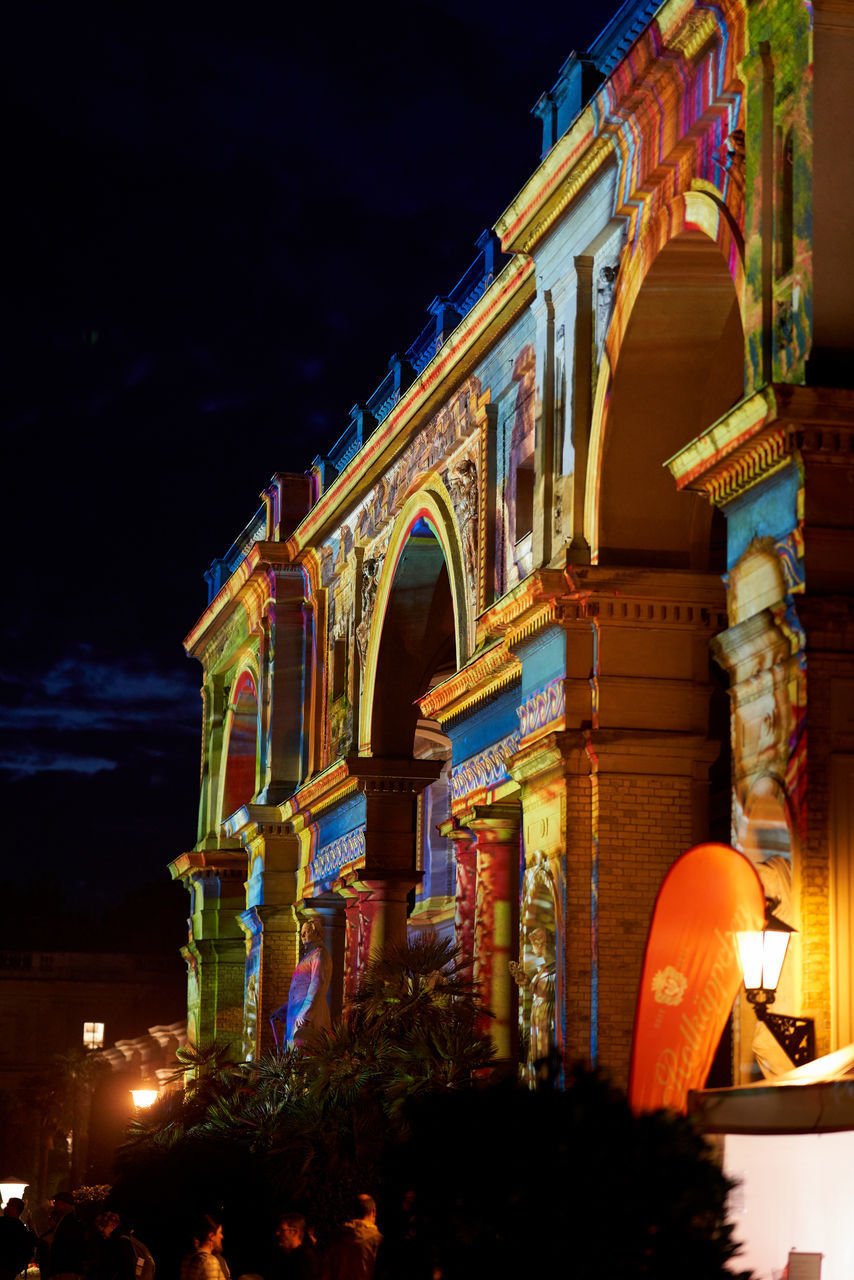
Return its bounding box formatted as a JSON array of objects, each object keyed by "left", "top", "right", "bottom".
[{"left": 0, "top": 1190, "right": 436, "bottom": 1280}]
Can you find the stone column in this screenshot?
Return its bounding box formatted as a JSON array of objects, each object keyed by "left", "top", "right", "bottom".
[
  {"left": 336, "top": 868, "right": 415, "bottom": 978},
  {"left": 457, "top": 802, "right": 521, "bottom": 1063},
  {"left": 342, "top": 756, "right": 443, "bottom": 966}
]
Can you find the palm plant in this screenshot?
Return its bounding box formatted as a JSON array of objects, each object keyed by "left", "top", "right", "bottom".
[
  {"left": 302, "top": 934, "right": 494, "bottom": 1116},
  {"left": 112, "top": 936, "right": 496, "bottom": 1258}
]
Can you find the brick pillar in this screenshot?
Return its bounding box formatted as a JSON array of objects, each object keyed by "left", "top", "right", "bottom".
[
  {"left": 458, "top": 802, "right": 521, "bottom": 1062},
  {"left": 169, "top": 851, "right": 247, "bottom": 1053},
  {"left": 238, "top": 817, "right": 303, "bottom": 1053},
  {"left": 509, "top": 727, "right": 718, "bottom": 1088},
  {"left": 239, "top": 903, "right": 300, "bottom": 1057}
]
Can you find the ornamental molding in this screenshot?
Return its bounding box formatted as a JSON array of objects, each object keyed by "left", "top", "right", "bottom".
[
  {"left": 561, "top": 597, "right": 726, "bottom": 630},
  {"left": 307, "top": 827, "right": 366, "bottom": 885},
  {"left": 789, "top": 422, "right": 854, "bottom": 463},
  {"left": 348, "top": 756, "right": 443, "bottom": 796},
  {"left": 186, "top": 541, "right": 304, "bottom": 662},
  {"left": 518, "top": 677, "right": 566, "bottom": 738},
  {"left": 168, "top": 850, "right": 247, "bottom": 883},
  {"left": 450, "top": 731, "right": 521, "bottom": 804},
  {"left": 284, "top": 760, "right": 353, "bottom": 825},
  {"left": 702, "top": 427, "right": 789, "bottom": 507},
  {"left": 497, "top": 1, "right": 738, "bottom": 256},
  {"left": 476, "top": 570, "right": 565, "bottom": 644}
]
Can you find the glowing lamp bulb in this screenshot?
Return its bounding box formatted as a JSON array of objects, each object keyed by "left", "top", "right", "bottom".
[
  {"left": 130, "top": 1089, "right": 158, "bottom": 1109},
  {"left": 0, "top": 1177, "right": 28, "bottom": 1204},
  {"left": 736, "top": 923, "right": 791, "bottom": 996}
]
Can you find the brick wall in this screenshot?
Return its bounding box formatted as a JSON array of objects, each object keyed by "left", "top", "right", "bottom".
[{"left": 597, "top": 772, "right": 697, "bottom": 1086}]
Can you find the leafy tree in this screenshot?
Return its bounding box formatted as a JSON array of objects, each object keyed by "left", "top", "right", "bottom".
[
  {"left": 111, "top": 939, "right": 749, "bottom": 1280},
  {"left": 388, "top": 1066, "right": 751, "bottom": 1280}
]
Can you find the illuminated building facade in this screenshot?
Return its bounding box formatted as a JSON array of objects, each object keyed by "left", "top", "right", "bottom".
[{"left": 171, "top": 0, "right": 854, "bottom": 1095}]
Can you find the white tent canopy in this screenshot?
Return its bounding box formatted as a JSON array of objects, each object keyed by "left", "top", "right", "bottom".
[
  {"left": 689, "top": 1042, "right": 854, "bottom": 1134},
  {"left": 690, "top": 1046, "right": 854, "bottom": 1280}
]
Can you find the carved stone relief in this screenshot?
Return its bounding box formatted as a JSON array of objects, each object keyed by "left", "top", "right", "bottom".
[{"left": 447, "top": 453, "right": 478, "bottom": 601}]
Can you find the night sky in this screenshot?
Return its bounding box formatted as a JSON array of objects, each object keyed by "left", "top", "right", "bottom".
[{"left": 2, "top": 0, "right": 618, "bottom": 947}]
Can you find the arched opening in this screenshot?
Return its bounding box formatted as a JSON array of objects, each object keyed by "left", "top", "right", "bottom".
[
  {"left": 596, "top": 229, "right": 744, "bottom": 569},
  {"left": 222, "top": 669, "right": 259, "bottom": 821},
  {"left": 370, "top": 519, "right": 457, "bottom": 758},
  {"left": 370, "top": 518, "right": 459, "bottom": 942}
]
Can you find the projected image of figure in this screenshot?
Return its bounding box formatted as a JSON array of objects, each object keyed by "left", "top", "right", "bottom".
[
  {"left": 510, "top": 925, "right": 556, "bottom": 1069},
  {"left": 270, "top": 917, "right": 332, "bottom": 1049},
  {"left": 241, "top": 970, "right": 258, "bottom": 1061},
  {"left": 510, "top": 852, "right": 559, "bottom": 1084}
]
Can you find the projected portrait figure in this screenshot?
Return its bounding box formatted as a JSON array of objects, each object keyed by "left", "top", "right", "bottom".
[
  {"left": 510, "top": 853, "right": 558, "bottom": 1084},
  {"left": 241, "top": 971, "right": 258, "bottom": 1061},
  {"left": 270, "top": 917, "right": 332, "bottom": 1049},
  {"left": 716, "top": 537, "right": 807, "bottom": 1076}
]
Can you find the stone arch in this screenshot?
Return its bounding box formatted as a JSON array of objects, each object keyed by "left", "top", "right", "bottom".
[
  {"left": 220, "top": 661, "right": 260, "bottom": 824},
  {"left": 586, "top": 191, "right": 747, "bottom": 567},
  {"left": 359, "top": 483, "right": 470, "bottom": 756}
]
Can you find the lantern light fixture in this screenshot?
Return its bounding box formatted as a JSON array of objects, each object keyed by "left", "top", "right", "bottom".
[
  {"left": 83, "top": 1021, "right": 105, "bottom": 1050},
  {"left": 130, "top": 1088, "right": 159, "bottom": 1109},
  {"left": 735, "top": 906, "right": 794, "bottom": 1014},
  {"left": 735, "top": 898, "right": 815, "bottom": 1067},
  {"left": 0, "top": 1176, "right": 29, "bottom": 1205}
]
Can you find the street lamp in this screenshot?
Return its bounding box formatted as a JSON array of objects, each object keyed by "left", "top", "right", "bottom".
[
  {"left": 0, "top": 1176, "right": 29, "bottom": 1205},
  {"left": 735, "top": 905, "right": 793, "bottom": 1014},
  {"left": 735, "top": 900, "right": 814, "bottom": 1067},
  {"left": 130, "top": 1087, "right": 158, "bottom": 1109}
]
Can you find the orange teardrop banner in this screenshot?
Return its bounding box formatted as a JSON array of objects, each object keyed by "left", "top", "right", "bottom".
[{"left": 628, "top": 843, "right": 766, "bottom": 1113}]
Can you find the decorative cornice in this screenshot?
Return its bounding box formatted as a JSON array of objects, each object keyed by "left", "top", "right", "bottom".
[
  {"left": 284, "top": 760, "right": 358, "bottom": 829},
  {"left": 284, "top": 756, "right": 440, "bottom": 836},
  {"left": 667, "top": 385, "right": 854, "bottom": 506},
  {"left": 418, "top": 640, "right": 521, "bottom": 723},
  {"left": 168, "top": 850, "right": 248, "bottom": 882},
  {"left": 346, "top": 756, "right": 443, "bottom": 795},
  {"left": 285, "top": 256, "right": 536, "bottom": 555},
  {"left": 476, "top": 570, "right": 566, "bottom": 645},
  {"left": 184, "top": 541, "right": 303, "bottom": 663},
  {"left": 223, "top": 803, "right": 295, "bottom": 843}
]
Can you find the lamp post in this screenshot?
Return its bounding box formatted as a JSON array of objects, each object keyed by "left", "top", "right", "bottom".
[{"left": 735, "top": 901, "right": 815, "bottom": 1067}]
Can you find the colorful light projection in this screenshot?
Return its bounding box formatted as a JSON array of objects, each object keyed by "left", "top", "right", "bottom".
[
  {"left": 497, "top": 343, "right": 536, "bottom": 593},
  {"left": 222, "top": 668, "right": 259, "bottom": 819},
  {"left": 512, "top": 851, "right": 559, "bottom": 1085}
]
